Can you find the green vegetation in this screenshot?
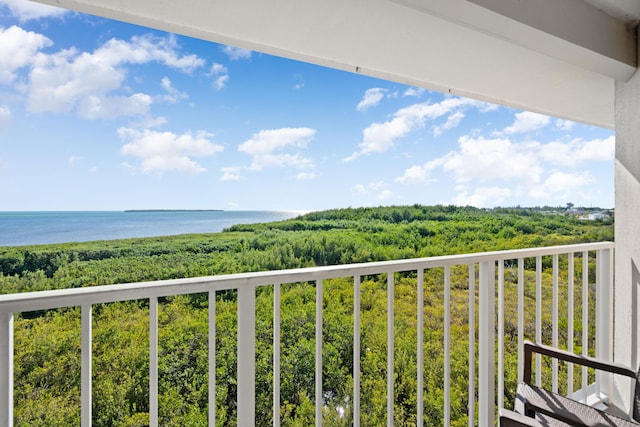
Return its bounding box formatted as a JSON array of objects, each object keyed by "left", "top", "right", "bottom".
[{"left": 0, "top": 205, "right": 613, "bottom": 426}]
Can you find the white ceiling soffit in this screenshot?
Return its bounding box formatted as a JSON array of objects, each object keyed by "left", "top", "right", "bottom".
[{"left": 32, "top": 0, "right": 639, "bottom": 129}]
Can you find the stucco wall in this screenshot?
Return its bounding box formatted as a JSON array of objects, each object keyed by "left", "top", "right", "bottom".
[{"left": 614, "top": 67, "right": 640, "bottom": 413}]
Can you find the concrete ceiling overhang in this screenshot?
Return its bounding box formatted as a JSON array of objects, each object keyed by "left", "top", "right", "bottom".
[{"left": 32, "top": 0, "right": 639, "bottom": 129}]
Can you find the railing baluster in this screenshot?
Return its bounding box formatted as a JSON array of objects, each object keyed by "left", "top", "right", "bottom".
[
  {"left": 150, "top": 297, "right": 158, "bottom": 427},
  {"left": 209, "top": 291, "right": 216, "bottom": 426},
  {"left": 518, "top": 258, "right": 524, "bottom": 385},
  {"left": 387, "top": 272, "right": 394, "bottom": 427},
  {"left": 417, "top": 269, "right": 424, "bottom": 426},
  {"left": 468, "top": 264, "right": 475, "bottom": 426},
  {"left": 498, "top": 261, "right": 504, "bottom": 410},
  {"left": 238, "top": 285, "right": 256, "bottom": 427},
  {"left": 552, "top": 254, "right": 559, "bottom": 393},
  {"left": 582, "top": 251, "right": 588, "bottom": 403},
  {"left": 316, "top": 280, "right": 323, "bottom": 427},
  {"left": 535, "top": 256, "right": 542, "bottom": 387},
  {"left": 568, "top": 254, "right": 574, "bottom": 396},
  {"left": 0, "top": 311, "right": 13, "bottom": 427},
  {"left": 353, "top": 276, "right": 361, "bottom": 427},
  {"left": 596, "top": 248, "right": 613, "bottom": 398},
  {"left": 81, "top": 304, "right": 92, "bottom": 427},
  {"left": 274, "top": 284, "right": 281, "bottom": 427},
  {"left": 444, "top": 265, "right": 451, "bottom": 426},
  {"left": 478, "top": 261, "right": 495, "bottom": 427}
]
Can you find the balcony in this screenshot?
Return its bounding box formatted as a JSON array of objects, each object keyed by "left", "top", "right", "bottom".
[{"left": 0, "top": 241, "right": 615, "bottom": 426}]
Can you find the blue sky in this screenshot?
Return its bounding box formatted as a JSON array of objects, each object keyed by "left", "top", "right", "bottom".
[{"left": 0, "top": 0, "right": 615, "bottom": 211}]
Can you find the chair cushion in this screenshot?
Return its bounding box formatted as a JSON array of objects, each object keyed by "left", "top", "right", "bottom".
[{"left": 516, "top": 382, "right": 639, "bottom": 426}]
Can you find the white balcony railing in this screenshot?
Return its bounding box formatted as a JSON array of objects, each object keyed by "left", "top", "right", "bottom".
[{"left": 0, "top": 242, "right": 614, "bottom": 426}]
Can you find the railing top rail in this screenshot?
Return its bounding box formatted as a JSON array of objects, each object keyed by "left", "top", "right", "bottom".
[{"left": 0, "top": 242, "right": 613, "bottom": 313}]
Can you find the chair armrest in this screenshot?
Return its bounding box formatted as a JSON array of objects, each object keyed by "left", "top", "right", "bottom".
[
  {"left": 523, "top": 341, "right": 636, "bottom": 384},
  {"left": 499, "top": 408, "right": 544, "bottom": 427}
]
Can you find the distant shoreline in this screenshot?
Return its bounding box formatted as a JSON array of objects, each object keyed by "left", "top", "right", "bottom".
[{"left": 124, "top": 209, "right": 224, "bottom": 212}]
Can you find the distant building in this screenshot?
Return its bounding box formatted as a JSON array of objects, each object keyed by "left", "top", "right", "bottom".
[{"left": 587, "top": 212, "right": 610, "bottom": 220}]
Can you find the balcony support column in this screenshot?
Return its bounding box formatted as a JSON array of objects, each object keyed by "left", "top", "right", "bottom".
[
  {"left": 0, "top": 311, "right": 13, "bottom": 427},
  {"left": 614, "top": 64, "right": 640, "bottom": 415},
  {"left": 478, "top": 261, "right": 495, "bottom": 426}
]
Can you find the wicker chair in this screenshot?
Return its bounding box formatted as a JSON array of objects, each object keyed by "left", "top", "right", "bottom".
[{"left": 501, "top": 341, "right": 640, "bottom": 426}]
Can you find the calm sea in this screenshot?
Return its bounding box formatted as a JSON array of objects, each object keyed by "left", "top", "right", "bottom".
[{"left": 0, "top": 211, "right": 303, "bottom": 247}]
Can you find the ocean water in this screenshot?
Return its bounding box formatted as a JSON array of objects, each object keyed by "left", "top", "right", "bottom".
[{"left": 0, "top": 210, "right": 303, "bottom": 247}]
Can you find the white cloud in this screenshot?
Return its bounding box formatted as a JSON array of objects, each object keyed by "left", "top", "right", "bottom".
[
  {"left": 403, "top": 87, "right": 425, "bottom": 97},
  {"left": 296, "top": 172, "right": 316, "bottom": 180},
  {"left": 68, "top": 155, "right": 81, "bottom": 167},
  {"left": 378, "top": 189, "right": 393, "bottom": 201},
  {"left": 27, "top": 34, "right": 204, "bottom": 118},
  {"left": 118, "top": 127, "right": 223, "bottom": 174},
  {"left": 437, "top": 136, "right": 542, "bottom": 185},
  {"left": 345, "top": 97, "right": 487, "bottom": 161},
  {"left": 555, "top": 118, "right": 575, "bottom": 131},
  {"left": 160, "top": 77, "right": 187, "bottom": 103},
  {"left": 530, "top": 171, "right": 594, "bottom": 200},
  {"left": 208, "top": 63, "right": 229, "bottom": 90},
  {"left": 213, "top": 75, "right": 229, "bottom": 91},
  {"left": 433, "top": 110, "right": 464, "bottom": 136},
  {"left": 503, "top": 111, "right": 551, "bottom": 134},
  {"left": 0, "top": 25, "right": 52, "bottom": 85},
  {"left": 451, "top": 186, "right": 512, "bottom": 207},
  {"left": 538, "top": 136, "right": 614, "bottom": 167},
  {"left": 0, "top": 106, "right": 12, "bottom": 132},
  {"left": 357, "top": 88, "right": 386, "bottom": 111},
  {"left": 77, "top": 93, "right": 153, "bottom": 120},
  {"left": 238, "top": 127, "right": 316, "bottom": 171},
  {"left": 354, "top": 181, "right": 392, "bottom": 201},
  {"left": 0, "top": 0, "right": 67, "bottom": 21},
  {"left": 395, "top": 158, "right": 444, "bottom": 184},
  {"left": 395, "top": 128, "right": 613, "bottom": 208},
  {"left": 293, "top": 73, "right": 304, "bottom": 90},
  {"left": 220, "top": 166, "right": 243, "bottom": 181},
  {"left": 221, "top": 45, "right": 252, "bottom": 61},
  {"left": 210, "top": 63, "right": 227, "bottom": 74}
]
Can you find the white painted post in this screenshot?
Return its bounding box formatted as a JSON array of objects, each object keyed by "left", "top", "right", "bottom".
[
  {"left": 387, "top": 273, "right": 394, "bottom": 427},
  {"left": 81, "top": 305, "right": 92, "bottom": 427},
  {"left": 568, "top": 254, "right": 575, "bottom": 396},
  {"left": 238, "top": 285, "right": 256, "bottom": 427},
  {"left": 518, "top": 259, "right": 524, "bottom": 386},
  {"left": 0, "top": 311, "right": 13, "bottom": 427},
  {"left": 468, "top": 265, "right": 475, "bottom": 426},
  {"left": 552, "top": 254, "right": 559, "bottom": 393},
  {"left": 150, "top": 297, "right": 158, "bottom": 427},
  {"left": 353, "top": 276, "right": 361, "bottom": 427},
  {"left": 273, "top": 284, "right": 281, "bottom": 427},
  {"left": 536, "top": 256, "right": 542, "bottom": 388},
  {"left": 417, "top": 269, "right": 424, "bottom": 426},
  {"left": 478, "top": 261, "right": 495, "bottom": 427},
  {"left": 498, "top": 261, "right": 504, "bottom": 409},
  {"left": 209, "top": 291, "right": 216, "bottom": 427},
  {"left": 596, "top": 248, "right": 613, "bottom": 397},
  {"left": 315, "top": 280, "right": 323, "bottom": 427},
  {"left": 444, "top": 266, "right": 451, "bottom": 426}
]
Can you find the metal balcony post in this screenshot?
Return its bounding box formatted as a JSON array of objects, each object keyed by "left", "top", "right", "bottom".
[
  {"left": 238, "top": 285, "right": 256, "bottom": 426},
  {"left": 478, "top": 261, "right": 495, "bottom": 426},
  {"left": 0, "top": 311, "right": 12, "bottom": 427}
]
